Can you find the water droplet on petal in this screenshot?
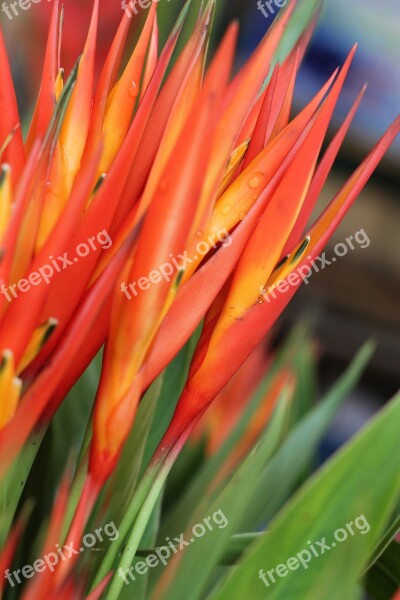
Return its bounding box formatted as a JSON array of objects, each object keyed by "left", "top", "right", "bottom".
[
  {"left": 128, "top": 81, "right": 138, "bottom": 98},
  {"left": 248, "top": 172, "right": 264, "bottom": 189},
  {"left": 239, "top": 211, "right": 246, "bottom": 220},
  {"left": 196, "top": 230, "right": 203, "bottom": 238}
]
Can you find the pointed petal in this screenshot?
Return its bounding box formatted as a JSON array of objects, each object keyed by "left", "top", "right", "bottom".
[
  {"left": 26, "top": 0, "right": 61, "bottom": 151},
  {"left": 188, "top": 116, "right": 400, "bottom": 402},
  {"left": 282, "top": 85, "right": 366, "bottom": 255},
  {"left": 0, "top": 29, "right": 25, "bottom": 184},
  {"left": 97, "top": 3, "right": 156, "bottom": 174}
]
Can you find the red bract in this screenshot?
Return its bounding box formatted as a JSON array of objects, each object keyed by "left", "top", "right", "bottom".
[{"left": 22, "top": 0, "right": 124, "bottom": 80}]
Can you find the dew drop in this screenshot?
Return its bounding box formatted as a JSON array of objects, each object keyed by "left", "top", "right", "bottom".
[
  {"left": 248, "top": 172, "right": 264, "bottom": 189},
  {"left": 196, "top": 230, "right": 203, "bottom": 238},
  {"left": 128, "top": 81, "right": 138, "bottom": 98}
]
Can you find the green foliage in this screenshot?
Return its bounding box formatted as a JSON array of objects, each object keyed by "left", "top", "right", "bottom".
[
  {"left": 4, "top": 325, "right": 400, "bottom": 600},
  {"left": 90, "top": 335, "right": 398, "bottom": 600},
  {"left": 211, "top": 392, "right": 400, "bottom": 599},
  {"left": 366, "top": 540, "right": 400, "bottom": 600}
]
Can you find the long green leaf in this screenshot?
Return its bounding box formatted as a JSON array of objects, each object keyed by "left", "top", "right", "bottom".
[
  {"left": 366, "top": 540, "right": 400, "bottom": 600},
  {"left": 149, "top": 391, "right": 291, "bottom": 600},
  {"left": 211, "top": 392, "right": 400, "bottom": 599},
  {"left": 239, "top": 343, "right": 375, "bottom": 531},
  {"left": 159, "top": 326, "right": 311, "bottom": 539}
]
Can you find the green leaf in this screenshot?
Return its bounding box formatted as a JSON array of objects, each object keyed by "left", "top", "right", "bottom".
[
  {"left": 116, "top": 495, "right": 164, "bottom": 600},
  {"left": 52, "top": 350, "right": 101, "bottom": 475},
  {"left": 210, "top": 392, "right": 400, "bottom": 600},
  {"left": 288, "top": 335, "right": 317, "bottom": 427},
  {"left": 366, "top": 510, "right": 400, "bottom": 570},
  {"left": 0, "top": 351, "right": 100, "bottom": 551},
  {"left": 159, "top": 326, "right": 311, "bottom": 539},
  {"left": 218, "top": 533, "right": 263, "bottom": 566},
  {"left": 141, "top": 331, "right": 198, "bottom": 469},
  {"left": 239, "top": 342, "right": 374, "bottom": 531},
  {"left": 54, "top": 352, "right": 102, "bottom": 541},
  {"left": 99, "top": 375, "right": 164, "bottom": 528},
  {"left": 271, "top": 0, "right": 323, "bottom": 66},
  {"left": 137, "top": 532, "right": 263, "bottom": 566},
  {"left": 90, "top": 333, "right": 200, "bottom": 593},
  {"left": 0, "top": 426, "right": 45, "bottom": 548},
  {"left": 365, "top": 540, "right": 400, "bottom": 600},
  {"left": 150, "top": 390, "right": 291, "bottom": 600}
]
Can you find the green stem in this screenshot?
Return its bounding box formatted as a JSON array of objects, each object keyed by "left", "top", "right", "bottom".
[
  {"left": 91, "top": 425, "right": 192, "bottom": 594},
  {"left": 60, "top": 450, "right": 89, "bottom": 543},
  {"left": 59, "top": 411, "right": 95, "bottom": 542},
  {"left": 91, "top": 457, "right": 164, "bottom": 590},
  {"left": 104, "top": 453, "right": 176, "bottom": 600}
]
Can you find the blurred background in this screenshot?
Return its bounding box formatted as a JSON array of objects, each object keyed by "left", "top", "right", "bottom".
[{"left": 1, "top": 0, "right": 399, "bottom": 454}]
